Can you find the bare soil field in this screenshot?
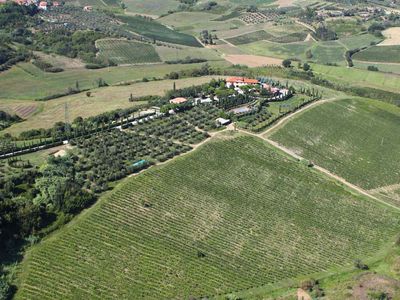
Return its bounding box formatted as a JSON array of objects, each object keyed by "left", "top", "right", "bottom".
[
  {"left": 33, "top": 52, "right": 86, "bottom": 70},
  {"left": 379, "top": 27, "right": 400, "bottom": 46},
  {"left": 223, "top": 54, "right": 283, "bottom": 67},
  {"left": 0, "top": 100, "right": 39, "bottom": 119}
]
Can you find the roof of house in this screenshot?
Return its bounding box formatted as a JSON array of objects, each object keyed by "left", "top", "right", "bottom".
[
  {"left": 169, "top": 97, "right": 188, "bottom": 104},
  {"left": 226, "top": 77, "right": 259, "bottom": 84},
  {"left": 39, "top": 1, "right": 47, "bottom": 5},
  {"left": 216, "top": 117, "right": 230, "bottom": 125}
]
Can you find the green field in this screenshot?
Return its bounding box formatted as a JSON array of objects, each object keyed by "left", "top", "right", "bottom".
[
  {"left": 338, "top": 33, "right": 382, "bottom": 50},
  {"left": 123, "top": 0, "right": 178, "bottom": 15},
  {"left": 0, "top": 61, "right": 229, "bottom": 100},
  {"left": 312, "top": 64, "right": 400, "bottom": 93},
  {"left": 155, "top": 45, "right": 223, "bottom": 62},
  {"left": 352, "top": 45, "right": 400, "bottom": 63},
  {"left": 157, "top": 11, "right": 243, "bottom": 35},
  {"left": 226, "top": 30, "right": 275, "bottom": 45},
  {"left": 239, "top": 40, "right": 313, "bottom": 60},
  {"left": 16, "top": 134, "right": 400, "bottom": 299},
  {"left": 270, "top": 98, "right": 400, "bottom": 191},
  {"left": 326, "top": 18, "right": 365, "bottom": 38},
  {"left": 310, "top": 41, "right": 347, "bottom": 65},
  {"left": 118, "top": 15, "right": 202, "bottom": 47},
  {"left": 96, "top": 39, "right": 161, "bottom": 65}
]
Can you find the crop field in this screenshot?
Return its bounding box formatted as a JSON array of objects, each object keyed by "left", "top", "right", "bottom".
[
  {"left": 226, "top": 30, "right": 275, "bottom": 45},
  {"left": 16, "top": 134, "right": 400, "bottom": 299},
  {"left": 311, "top": 64, "right": 400, "bottom": 93},
  {"left": 155, "top": 45, "right": 222, "bottom": 62},
  {"left": 352, "top": 46, "right": 400, "bottom": 63},
  {"left": 123, "top": 0, "right": 178, "bottom": 16},
  {"left": 96, "top": 39, "right": 161, "bottom": 65},
  {"left": 326, "top": 18, "right": 364, "bottom": 38},
  {"left": 118, "top": 15, "right": 202, "bottom": 47},
  {"left": 338, "top": 33, "right": 382, "bottom": 50},
  {"left": 239, "top": 40, "right": 313, "bottom": 60},
  {"left": 157, "top": 12, "right": 243, "bottom": 34},
  {"left": 1, "top": 76, "right": 224, "bottom": 136},
  {"left": 269, "top": 98, "right": 400, "bottom": 191},
  {"left": 310, "top": 41, "right": 346, "bottom": 65},
  {"left": 0, "top": 61, "right": 229, "bottom": 100},
  {"left": 354, "top": 61, "right": 400, "bottom": 75}
]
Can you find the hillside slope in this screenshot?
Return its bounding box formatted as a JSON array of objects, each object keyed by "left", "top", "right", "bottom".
[{"left": 16, "top": 134, "right": 400, "bottom": 299}]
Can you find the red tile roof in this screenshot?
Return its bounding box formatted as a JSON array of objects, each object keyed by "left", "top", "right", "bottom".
[
  {"left": 169, "top": 97, "right": 188, "bottom": 104},
  {"left": 226, "top": 77, "right": 259, "bottom": 84}
]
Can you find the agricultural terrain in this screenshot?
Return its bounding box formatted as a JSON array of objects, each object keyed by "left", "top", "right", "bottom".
[
  {"left": 16, "top": 134, "right": 400, "bottom": 299},
  {"left": 269, "top": 97, "right": 400, "bottom": 196}
]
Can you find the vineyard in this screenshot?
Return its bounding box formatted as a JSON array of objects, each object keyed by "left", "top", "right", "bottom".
[
  {"left": 17, "top": 134, "right": 400, "bottom": 299},
  {"left": 226, "top": 30, "right": 308, "bottom": 46},
  {"left": 117, "top": 15, "right": 202, "bottom": 47},
  {"left": 96, "top": 39, "right": 161, "bottom": 65},
  {"left": 270, "top": 98, "right": 400, "bottom": 191}
]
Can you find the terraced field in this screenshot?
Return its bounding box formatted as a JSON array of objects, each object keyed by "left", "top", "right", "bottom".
[
  {"left": 96, "top": 39, "right": 161, "bottom": 65},
  {"left": 17, "top": 134, "right": 400, "bottom": 299},
  {"left": 270, "top": 98, "right": 400, "bottom": 191}
]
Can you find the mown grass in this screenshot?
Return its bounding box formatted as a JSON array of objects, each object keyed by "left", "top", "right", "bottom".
[
  {"left": 270, "top": 98, "right": 400, "bottom": 190},
  {"left": 96, "top": 39, "right": 161, "bottom": 65},
  {"left": 353, "top": 45, "right": 400, "bottom": 63},
  {"left": 0, "top": 61, "right": 229, "bottom": 100},
  {"left": 16, "top": 134, "right": 400, "bottom": 299},
  {"left": 118, "top": 15, "right": 202, "bottom": 47}
]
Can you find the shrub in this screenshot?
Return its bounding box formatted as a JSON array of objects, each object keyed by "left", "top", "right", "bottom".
[
  {"left": 282, "top": 59, "right": 292, "bottom": 68},
  {"left": 367, "top": 65, "right": 379, "bottom": 72}
]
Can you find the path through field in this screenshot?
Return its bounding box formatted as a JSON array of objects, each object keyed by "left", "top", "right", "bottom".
[{"left": 232, "top": 96, "right": 400, "bottom": 211}]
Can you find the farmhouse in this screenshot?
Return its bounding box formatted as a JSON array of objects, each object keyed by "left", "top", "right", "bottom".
[
  {"left": 226, "top": 77, "right": 259, "bottom": 88},
  {"left": 38, "top": 1, "right": 47, "bottom": 10},
  {"left": 169, "top": 97, "right": 188, "bottom": 104}
]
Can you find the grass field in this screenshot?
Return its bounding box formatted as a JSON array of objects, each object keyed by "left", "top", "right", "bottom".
[
  {"left": 354, "top": 61, "right": 400, "bottom": 75},
  {"left": 96, "top": 39, "right": 161, "bottom": 65},
  {"left": 123, "top": 0, "right": 178, "bottom": 16},
  {"left": 311, "top": 64, "right": 400, "bottom": 93},
  {"left": 310, "top": 41, "right": 347, "bottom": 65},
  {"left": 155, "top": 45, "right": 223, "bottom": 62},
  {"left": 269, "top": 98, "right": 400, "bottom": 191},
  {"left": 16, "top": 133, "right": 400, "bottom": 299},
  {"left": 239, "top": 40, "right": 313, "bottom": 60},
  {"left": 0, "top": 61, "right": 229, "bottom": 100},
  {"left": 352, "top": 45, "right": 400, "bottom": 63},
  {"left": 226, "top": 30, "right": 275, "bottom": 45},
  {"left": 157, "top": 11, "right": 243, "bottom": 35},
  {"left": 118, "top": 15, "right": 202, "bottom": 47},
  {"left": 338, "top": 33, "right": 382, "bottom": 50},
  {"left": 1, "top": 77, "right": 224, "bottom": 136}
]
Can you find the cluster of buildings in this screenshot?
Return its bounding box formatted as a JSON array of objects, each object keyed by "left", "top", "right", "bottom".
[
  {"left": 225, "top": 77, "right": 290, "bottom": 100},
  {"left": 0, "top": 0, "right": 60, "bottom": 10}
]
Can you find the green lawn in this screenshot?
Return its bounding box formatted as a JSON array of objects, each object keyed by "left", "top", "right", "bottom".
[
  {"left": 270, "top": 98, "right": 400, "bottom": 191},
  {"left": 0, "top": 61, "right": 229, "bottom": 100},
  {"left": 338, "top": 33, "right": 382, "bottom": 50},
  {"left": 16, "top": 134, "right": 400, "bottom": 299},
  {"left": 96, "top": 39, "right": 161, "bottom": 65}
]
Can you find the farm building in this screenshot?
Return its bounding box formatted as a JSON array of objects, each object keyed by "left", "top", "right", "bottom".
[
  {"left": 195, "top": 97, "right": 213, "bottom": 105},
  {"left": 226, "top": 77, "right": 259, "bottom": 88},
  {"left": 216, "top": 118, "right": 230, "bottom": 126},
  {"left": 169, "top": 97, "right": 188, "bottom": 104}
]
